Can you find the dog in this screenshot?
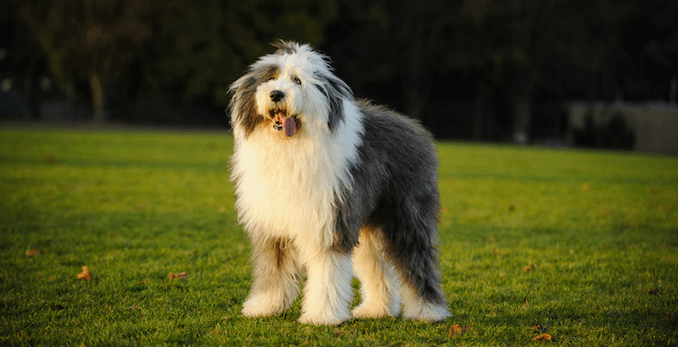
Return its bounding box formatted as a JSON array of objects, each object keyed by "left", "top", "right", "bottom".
[{"left": 228, "top": 41, "right": 450, "bottom": 325}]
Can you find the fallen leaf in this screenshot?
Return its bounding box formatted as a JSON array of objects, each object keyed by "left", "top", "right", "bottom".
[
  {"left": 449, "top": 324, "right": 463, "bottom": 336},
  {"left": 649, "top": 289, "right": 661, "bottom": 295},
  {"left": 448, "top": 324, "right": 473, "bottom": 337},
  {"left": 129, "top": 305, "right": 140, "bottom": 310},
  {"left": 524, "top": 264, "right": 536, "bottom": 272},
  {"left": 139, "top": 281, "right": 147, "bottom": 285},
  {"left": 533, "top": 333, "right": 552, "bottom": 341},
  {"left": 493, "top": 248, "right": 510, "bottom": 255},
  {"left": 26, "top": 248, "right": 40, "bottom": 256},
  {"left": 77, "top": 266, "right": 92, "bottom": 281},
  {"left": 169, "top": 272, "right": 188, "bottom": 280},
  {"left": 51, "top": 304, "right": 64, "bottom": 311},
  {"left": 334, "top": 329, "right": 345, "bottom": 337}
]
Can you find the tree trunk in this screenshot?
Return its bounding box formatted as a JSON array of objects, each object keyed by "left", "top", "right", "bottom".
[
  {"left": 23, "top": 59, "right": 39, "bottom": 121},
  {"left": 512, "top": 95, "right": 531, "bottom": 145},
  {"left": 473, "top": 83, "right": 489, "bottom": 141},
  {"left": 90, "top": 73, "right": 109, "bottom": 123}
]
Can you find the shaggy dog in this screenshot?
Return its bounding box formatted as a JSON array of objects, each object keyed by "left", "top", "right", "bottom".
[{"left": 228, "top": 41, "right": 450, "bottom": 325}]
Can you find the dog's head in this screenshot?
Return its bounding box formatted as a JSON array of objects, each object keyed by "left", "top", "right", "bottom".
[{"left": 229, "top": 41, "right": 352, "bottom": 139}]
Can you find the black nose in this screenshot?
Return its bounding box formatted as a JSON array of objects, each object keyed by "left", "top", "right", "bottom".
[{"left": 270, "top": 90, "right": 285, "bottom": 102}]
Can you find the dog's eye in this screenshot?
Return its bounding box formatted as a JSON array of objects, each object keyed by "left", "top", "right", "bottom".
[
  {"left": 268, "top": 77, "right": 275, "bottom": 82},
  {"left": 293, "top": 77, "right": 301, "bottom": 85}
]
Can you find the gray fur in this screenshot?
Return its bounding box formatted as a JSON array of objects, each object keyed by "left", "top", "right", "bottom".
[
  {"left": 333, "top": 100, "right": 446, "bottom": 305},
  {"left": 273, "top": 40, "right": 298, "bottom": 55},
  {"left": 313, "top": 72, "right": 352, "bottom": 133},
  {"left": 229, "top": 65, "right": 280, "bottom": 138}
]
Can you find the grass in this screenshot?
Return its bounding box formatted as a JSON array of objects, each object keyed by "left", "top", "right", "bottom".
[{"left": 1, "top": 127, "right": 677, "bottom": 346}]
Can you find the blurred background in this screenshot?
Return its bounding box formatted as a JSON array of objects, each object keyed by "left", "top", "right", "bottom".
[{"left": 1, "top": 0, "right": 677, "bottom": 152}]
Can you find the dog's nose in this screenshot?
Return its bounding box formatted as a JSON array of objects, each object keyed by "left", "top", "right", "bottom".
[{"left": 270, "top": 90, "right": 285, "bottom": 102}]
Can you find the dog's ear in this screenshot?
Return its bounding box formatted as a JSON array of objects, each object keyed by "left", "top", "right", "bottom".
[
  {"left": 315, "top": 73, "right": 352, "bottom": 133},
  {"left": 228, "top": 74, "right": 260, "bottom": 137},
  {"left": 229, "top": 65, "right": 280, "bottom": 138}
]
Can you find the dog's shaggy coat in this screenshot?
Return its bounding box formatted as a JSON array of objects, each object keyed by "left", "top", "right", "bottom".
[{"left": 229, "top": 41, "right": 450, "bottom": 325}]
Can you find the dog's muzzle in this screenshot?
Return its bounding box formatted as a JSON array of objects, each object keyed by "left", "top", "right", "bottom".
[{"left": 269, "top": 90, "right": 297, "bottom": 137}]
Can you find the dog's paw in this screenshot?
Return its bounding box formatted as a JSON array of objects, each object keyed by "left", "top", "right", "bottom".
[
  {"left": 298, "top": 311, "right": 350, "bottom": 326},
  {"left": 402, "top": 302, "right": 451, "bottom": 322},
  {"left": 351, "top": 303, "right": 399, "bottom": 319},
  {"left": 241, "top": 295, "right": 284, "bottom": 317}
]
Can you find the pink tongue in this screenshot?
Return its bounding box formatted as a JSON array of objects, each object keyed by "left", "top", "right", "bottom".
[{"left": 283, "top": 117, "right": 297, "bottom": 136}]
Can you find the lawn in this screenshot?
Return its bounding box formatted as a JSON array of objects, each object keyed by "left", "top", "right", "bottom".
[{"left": 1, "top": 127, "right": 677, "bottom": 346}]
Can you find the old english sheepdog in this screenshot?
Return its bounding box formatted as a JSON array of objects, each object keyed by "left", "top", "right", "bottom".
[{"left": 228, "top": 41, "right": 450, "bottom": 325}]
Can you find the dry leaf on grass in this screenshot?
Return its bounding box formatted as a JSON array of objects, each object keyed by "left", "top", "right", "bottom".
[
  {"left": 493, "top": 248, "right": 510, "bottom": 255},
  {"left": 533, "top": 333, "right": 552, "bottom": 341},
  {"left": 449, "top": 325, "right": 463, "bottom": 336},
  {"left": 26, "top": 248, "right": 40, "bottom": 256},
  {"left": 169, "top": 272, "right": 188, "bottom": 280},
  {"left": 77, "top": 266, "right": 92, "bottom": 281},
  {"left": 448, "top": 324, "right": 473, "bottom": 337},
  {"left": 649, "top": 289, "right": 661, "bottom": 295},
  {"left": 51, "top": 304, "right": 64, "bottom": 311}
]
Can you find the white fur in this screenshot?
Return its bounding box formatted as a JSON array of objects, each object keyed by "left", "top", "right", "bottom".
[
  {"left": 399, "top": 284, "right": 451, "bottom": 322},
  {"left": 231, "top": 98, "right": 363, "bottom": 249},
  {"left": 231, "top": 44, "right": 364, "bottom": 325},
  {"left": 351, "top": 229, "right": 402, "bottom": 318}
]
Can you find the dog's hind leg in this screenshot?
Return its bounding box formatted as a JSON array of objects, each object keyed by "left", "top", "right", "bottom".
[
  {"left": 392, "top": 246, "right": 451, "bottom": 322},
  {"left": 351, "top": 227, "right": 401, "bottom": 318},
  {"left": 242, "top": 237, "right": 302, "bottom": 317},
  {"left": 381, "top": 200, "right": 451, "bottom": 322}
]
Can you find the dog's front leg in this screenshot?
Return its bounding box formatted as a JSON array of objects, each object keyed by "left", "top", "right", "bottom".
[
  {"left": 242, "top": 237, "right": 301, "bottom": 317},
  {"left": 297, "top": 246, "right": 353, "bottom": 325}
]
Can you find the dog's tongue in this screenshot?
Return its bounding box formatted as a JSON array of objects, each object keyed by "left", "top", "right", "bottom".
[{"left": 283, "top": 117, "right": 297, "bottom": 137}]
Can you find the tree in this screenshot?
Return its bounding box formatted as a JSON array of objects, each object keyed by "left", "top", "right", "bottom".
[
  {"left": 142, "top": 0, "right": 337, "bottom": 108},
  {"left": 17, "top": 0, "right": 154, "bottom": 122}
]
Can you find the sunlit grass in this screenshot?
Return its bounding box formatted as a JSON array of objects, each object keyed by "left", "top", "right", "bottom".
[{"left": 1, "top": 128, "right": 677, "bottom": 346}]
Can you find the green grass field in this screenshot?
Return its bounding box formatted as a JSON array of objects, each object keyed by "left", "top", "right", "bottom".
[{"left": 1, "top": 128, "right": 677, "bottom": 346}]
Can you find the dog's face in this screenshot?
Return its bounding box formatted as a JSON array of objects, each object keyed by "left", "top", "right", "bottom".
[
  {"left": 229, "top": 41, "right": 353, "bottom": 139},
  {"left": 254, "top": 62, "right": 306, "bottom": 137}
]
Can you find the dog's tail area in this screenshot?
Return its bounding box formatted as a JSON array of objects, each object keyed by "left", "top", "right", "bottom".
[{"left": 377, "top": 191, "right": 451, "bottom": 322}]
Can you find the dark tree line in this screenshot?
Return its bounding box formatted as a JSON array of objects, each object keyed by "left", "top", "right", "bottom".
[{"left": 1, "top": 0, "right": 676, "bottom": 142}]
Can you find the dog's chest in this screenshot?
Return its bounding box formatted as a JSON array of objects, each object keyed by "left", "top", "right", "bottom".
[{"left": 233, "top": 134, "right": 342, "bottom": 237}]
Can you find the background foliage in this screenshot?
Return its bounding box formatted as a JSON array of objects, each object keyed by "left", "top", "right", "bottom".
[{"left": 1, "top": 0, "right": 677, "bottom": 141}]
